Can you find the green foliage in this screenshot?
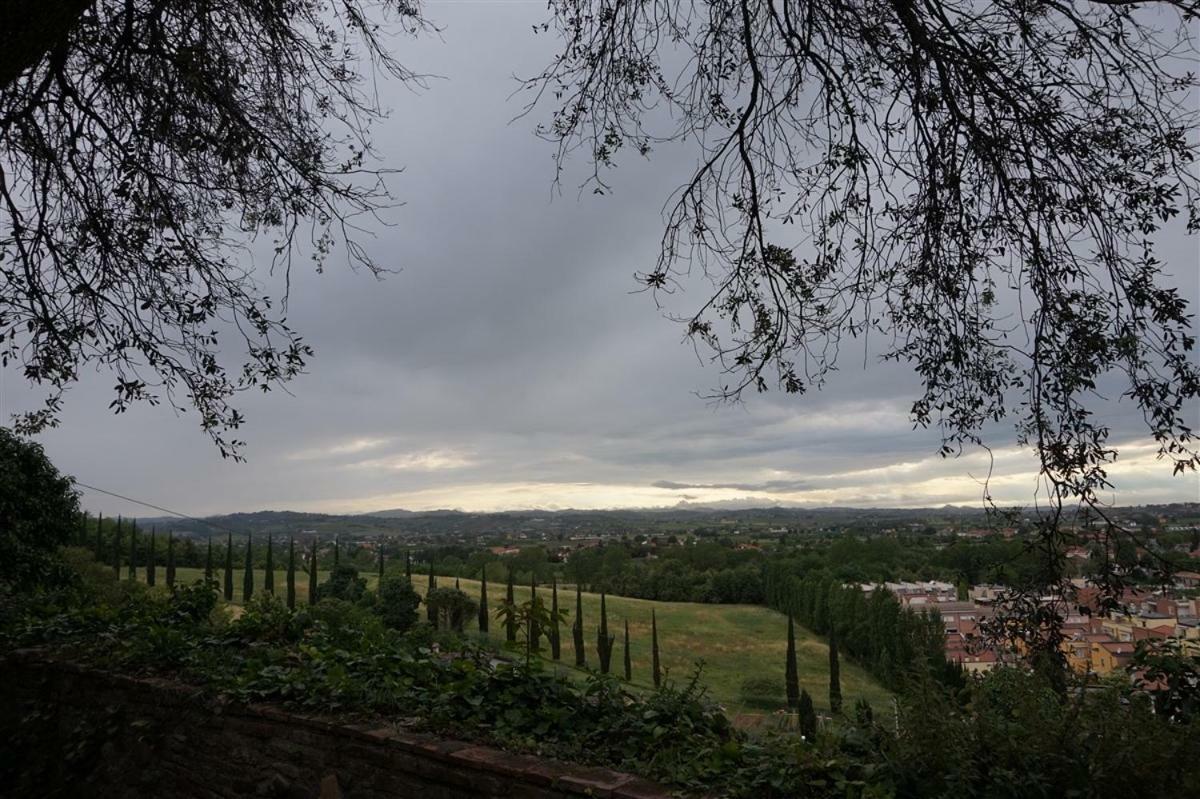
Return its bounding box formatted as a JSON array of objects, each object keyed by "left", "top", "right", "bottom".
[
  {"left": 318, "top": 564, "right": 368, "bottom": 603},
  {"left": 223, "top": 533, "right": 234, "bottom": 601},
  {"left": 1133, "top": 638, "right": 1200, "bottom": 724},
  {"left": 375, "top": 575, "right": 420, "bottom": 632},
  {"left": 797, "top": 689, "right": 817, "bottom": 740},
  {"left": 5, "top": 553, "right": 1199, "bottom": 799},
  {"left": 477, "top": 563, "right": 489, "bottom": 634},
  {"left": 286, "top": 537, "right": 296, "bottom": 609},
  {"left": 0, "top": 428, "right": 80, "bottom": 591},
  {"left": 573, "top": 582, "right": 586, "bottom": 667},
  {"left": 597, "top": 592, "right": 615, "bottom": 674},
  {"left": 242, "top": 535, "right": 254, "bottom": 601},
  {"left": 829, "top": 629, "right": 842, "bottom": 715},
  {"left": 425, "top": 586, "right": 477, "bottom": 633}
]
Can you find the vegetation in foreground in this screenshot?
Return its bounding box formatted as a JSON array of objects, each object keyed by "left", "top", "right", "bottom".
[{"left": 3, "top": 549, "right": 1198, "bottom": 799}]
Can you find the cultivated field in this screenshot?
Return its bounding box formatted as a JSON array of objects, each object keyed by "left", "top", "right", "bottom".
[{"left": 161, "top": 567, "right": 892, "bottom": 715}]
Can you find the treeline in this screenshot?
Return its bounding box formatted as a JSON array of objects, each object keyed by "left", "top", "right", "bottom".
[{"left": 765, "top": 564, "right": 962, "bottom": 692}]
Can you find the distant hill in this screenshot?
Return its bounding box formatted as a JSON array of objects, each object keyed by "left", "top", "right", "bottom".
[{"left": 127, "top": 502, "right": 1198, "bottom": 539}]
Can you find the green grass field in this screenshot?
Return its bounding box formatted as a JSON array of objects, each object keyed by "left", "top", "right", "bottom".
[{"left": 160, "top": 566, "right": 891, "bottom": 716}]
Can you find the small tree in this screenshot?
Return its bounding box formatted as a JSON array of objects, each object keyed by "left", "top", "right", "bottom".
[
  {"left": 597, "top": 592, "right": 615, "bottom": 674},
  {"left": 495, "top": 591, "right": 567, "bottom": 668},
  {"left": 427, "top": 586, "right": 478, "bottom": 633},
  {"left": 623, "top": 619, "right": 632, "bottom": 681},
  {"left": 829, "top": 628, "right": 843, "bottom": 715},
  {"left": 112, "top": 516, "right": 122, "bottom": 578},
  {"left": 529, "top": 577, "right": 541, "bottom": 650},
  {"left": 376, "top": 574, "right": 421, "bottom": 632},
  {"left": 798, "top": 689, "right": 818, "bottom": 740},
  {"left": 308, "top": 537, "right": 318, "bottom": 606},
  {"left": 549, "top": 576, "right": 561, "bottom": 660},
  {"left": 243, "top": 534, "right": 254, "bottom": 602},
  {"left": 651, "top": 609, "right": 662, "bottom": 688},
  {"left": 0, "top": 428, "right": 80, "bottom": 591},
  {"left": 223, "top": 533, "right": 234, "bottom": 601},
  {"left": 264, "top": 534, "right": 275, "bottom": 595},
  {"left": 477, "top": 562, "right": 489, "bottom": 634},
  {"left": 786, "top": 615, "right": 800, "bottom": 710},
  {"left": 204, "top": 535, "right": 214, "bottom": 582},
  {"left": 146, "top": 529, "right": 157, "bottom": 587},
  {"left": 94, "top": 513, "right": 103, "bottom": 562},
  {"left": 505, "top": 568, "right": 517, "bottom": 643},
  {"left": 127, "top": 521, "right": 137, "bottom": 582},
  {"left": 405, "top": 550, "right": 412, "bottom": 580},
  {"left": 318, "top": 564, "right": 368, "bottom": 603},
  {"left": 573, "top": 582, "right": 586, "bottom": 667},
  {"left": 166, "top": 531, "right": 176, "bottom": 588},
  {"left": 377, "top": 542, "right": 385, "bottom": 583},
  {"left": 334, "top": 535, "right": 340, "bottom": 567},
  {"left": 286, "top": 536, "right": 296, "bottom": 609}
]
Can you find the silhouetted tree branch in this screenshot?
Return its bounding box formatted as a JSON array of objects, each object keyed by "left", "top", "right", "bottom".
[{"left": 0, "top": 1, "right": 427, "bottom": 457}]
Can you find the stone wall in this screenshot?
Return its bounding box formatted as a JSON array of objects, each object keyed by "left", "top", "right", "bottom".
[{"left": 0, "top": 651, "right": 672, "bottom": 799}]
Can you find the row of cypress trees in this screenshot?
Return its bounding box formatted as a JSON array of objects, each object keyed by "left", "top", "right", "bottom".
[{"left": 473, "top": 564, "right": 663, "bottom": 685}]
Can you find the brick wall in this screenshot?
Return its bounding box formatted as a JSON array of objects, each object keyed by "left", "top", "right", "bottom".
[{"left": 0, "top": 651, "right": 671, "bottom": 799}]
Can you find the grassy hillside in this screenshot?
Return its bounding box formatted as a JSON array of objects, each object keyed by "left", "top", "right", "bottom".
[{"left": 158, "top": 567, "right": 891, "bottom": 716}]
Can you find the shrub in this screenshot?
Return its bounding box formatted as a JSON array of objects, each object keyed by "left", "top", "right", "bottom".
[
  {"left": 317, "top": 564, "right": 368, "bottom": 602},
  {"left": 376, "top": 575, "right": 420, "bottom": 632},
  {"left": 739, "top": 676, "right": 783, "bottom": 710}
]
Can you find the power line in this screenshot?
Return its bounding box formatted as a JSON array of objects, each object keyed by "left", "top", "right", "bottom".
[{"left": 74, "top": 480, "right": 243, "bottom": 537}]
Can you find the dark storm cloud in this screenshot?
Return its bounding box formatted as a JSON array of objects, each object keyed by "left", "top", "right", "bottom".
[{"left": 2, "top": 3, "right": 1195, "bottom": 516}]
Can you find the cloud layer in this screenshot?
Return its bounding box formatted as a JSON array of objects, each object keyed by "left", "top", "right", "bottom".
[{"left": 2, "top": 4, "right": 1196, "bottom": 517}]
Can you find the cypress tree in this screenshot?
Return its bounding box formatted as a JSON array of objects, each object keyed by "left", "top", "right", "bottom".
[
  {"left": 573, "top": 582, "right": 585, "bottom": 667},
  {"left": 127, "top": 520, "right": 137, "bottom": 582},
  {"left": 651, "top": 609, "right": 662, "bottom": 688},
  {"left": 224, "top": 533, "right": 234, "bottom": 601},
  {"left": 94, "top": 512, "right": 104, "bottom": 560},
  {"left": 205, "top": 535, "right": 214, "bottom": 582},
  {"left": 286, "top": 537, "right": 296, "bottom": 609},
  {"left": 786, "top": 614, "right": 800, "bottom": 710},
  {"left": 78, "top": 511, "right": 88, "bottom": 547},
  {"left": 529, "top": 577, "right": 540, "bottom": 651},
  {"left": 597, "top": 592, "right": 614, "bottom": 674},
  {"left": 112, "top": 516, "right": 122, "bottom": 577},
  {"left": 550, "top": 576, "right": 561, "bottom": 660},
  {"left": 334, "top": 535, "right": 340, "bottom": 567},
  {"left": 378, "top": 543, "right": 385, "bottom": 583},
  {"left": 243, "top": 534, "right": 254, "bottom": 602},
  {"left": 405, "top": 550, "right": 412, "bottom": 580},
  {"left": 477, "top": 563, "right": 489, "bottom": 633},
  {"left": 426, "top": 560, "right": 438, "bottom": 627},
  {"left": 166, "top": 531, "right": 176, "bottom": 588},
  {"left": 829, "top": 628, "right": 843, "bottom": 714},
  {"left": 146, "top": 529, "right": 157, "bottom": 587},
  {"left": 623, "top": 619, "right": 632, "bottom": 681},
  {"left": 505, "top": 569, "right": 516, "bottom": 643},
  {"left": 264, "top": 535, "right": 275, "bottom": 595},
  {"left": 455, "top": 574, "right": 460, "bottom": 590},
  {"left": 308, "top": 537, "right": 319, "bottom": 605},
  {"left": 798, "top": 689, "right": 817, "bottom": 740}
]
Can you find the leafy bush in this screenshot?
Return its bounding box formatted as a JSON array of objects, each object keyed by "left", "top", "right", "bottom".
[
  {"left": 317, "top": 564, "right": 368, "bottom": 602},
  {"left": 739, "top": 676, "right": 783, "bottom": 709},
  {"left": 375, "top": 575, "right": 420, "bottom": 632}
]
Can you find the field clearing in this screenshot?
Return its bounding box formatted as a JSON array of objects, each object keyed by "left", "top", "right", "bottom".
[{"left": 160, "top": 567, "right": 892, "bottom": 715}]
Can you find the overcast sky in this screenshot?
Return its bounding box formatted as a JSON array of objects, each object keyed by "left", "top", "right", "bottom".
[{"left": 3, "top": 2, "right": 1198, "bottom": 518}]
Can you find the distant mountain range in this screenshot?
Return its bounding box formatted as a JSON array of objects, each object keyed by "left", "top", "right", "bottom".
[{"left": 130, "top": 501, "right": 1197, "bottom": 538}]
